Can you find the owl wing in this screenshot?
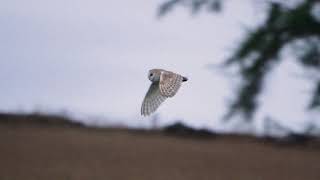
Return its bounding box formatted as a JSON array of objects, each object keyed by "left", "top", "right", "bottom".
[
  {"left": 141, "top": 82, "right": 167, "bottom": 116},
  {"left": 159, "top": 71, "right": 183, "bottom": 97}
]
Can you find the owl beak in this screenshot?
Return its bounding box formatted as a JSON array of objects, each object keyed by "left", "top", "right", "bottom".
[{"left": 182, "top": 76, "right": 188, "bottom": 82}]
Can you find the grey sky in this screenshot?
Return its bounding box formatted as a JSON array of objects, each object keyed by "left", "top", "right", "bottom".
[{"left": 1, "top": 0, "right": 317, "bottom": 133}]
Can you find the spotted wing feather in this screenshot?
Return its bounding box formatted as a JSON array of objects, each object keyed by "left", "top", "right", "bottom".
[
  {"left": 141, "top": 83, "right": 167, "bottom": 116},
  {"left": 159, "top": 72, "right": 183, "bottom": 97}
]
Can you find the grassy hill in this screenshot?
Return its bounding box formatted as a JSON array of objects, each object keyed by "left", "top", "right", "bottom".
[{"left": 0, "top": 112, "right": 319, "bottom": 180}]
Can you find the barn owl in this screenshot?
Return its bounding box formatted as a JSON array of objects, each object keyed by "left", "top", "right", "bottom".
[{"left": 141, "top": 69, "right": 188, "bottom": 116}]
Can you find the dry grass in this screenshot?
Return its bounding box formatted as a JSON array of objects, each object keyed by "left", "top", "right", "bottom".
[{"left": 0, "top": 115, "right": 319, "bottom": 180}]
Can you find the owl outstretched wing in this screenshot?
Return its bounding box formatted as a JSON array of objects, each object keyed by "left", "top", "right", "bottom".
[
  {"left": 159, "top": 71, "right": 183, "bottom": 97},
  {"left": 141, "top": 83, "right": 167, "bottom": 116}
]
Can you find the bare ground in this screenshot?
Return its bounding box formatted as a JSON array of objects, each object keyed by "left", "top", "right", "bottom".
[{"left": 0, "top": 118, "right": 319, "bottom": 180}]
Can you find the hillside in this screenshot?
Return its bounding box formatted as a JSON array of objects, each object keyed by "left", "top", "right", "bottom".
[{"left": 0, "top": 113, "right": 319, "bottom": 180}]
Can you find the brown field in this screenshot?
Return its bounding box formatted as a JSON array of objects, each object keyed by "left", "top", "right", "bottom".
[{"left": 0, "top": 114, "right": 320, "bottom": 180}]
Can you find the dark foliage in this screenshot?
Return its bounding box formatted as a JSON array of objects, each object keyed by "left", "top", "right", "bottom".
[
  {"left": 163, "top": 122, "right": 216, "bottom": 138},
  {"left": 0, "top": 112, "right": 83, "bottom": 127},
  {"left": 158, "top": 0, "right": 222, "bottom": 16},
  {"left": 159, "top": 0, "right": 320, "bottom": 120}
]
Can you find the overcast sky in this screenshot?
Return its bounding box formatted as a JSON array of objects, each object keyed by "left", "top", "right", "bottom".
[{"left": 1, "top": 0, "right": 318, "bottom": 133}]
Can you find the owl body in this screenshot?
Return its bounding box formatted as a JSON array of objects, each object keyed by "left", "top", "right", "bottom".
[{"left": 141, "top": 69, "right": 188, "bottom": 116}]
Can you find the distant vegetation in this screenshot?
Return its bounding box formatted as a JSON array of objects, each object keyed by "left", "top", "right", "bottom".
[{"left": 0, "top": 112, "right": 83, "bottom": 127}]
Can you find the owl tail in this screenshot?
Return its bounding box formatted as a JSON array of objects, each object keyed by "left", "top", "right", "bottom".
[{"left": 182, "top": 76, "right": 188, "bottom": 82}]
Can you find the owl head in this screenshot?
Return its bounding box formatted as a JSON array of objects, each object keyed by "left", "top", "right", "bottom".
[{"left": 148, "top": 69, "right": 162, "bottom": 82}]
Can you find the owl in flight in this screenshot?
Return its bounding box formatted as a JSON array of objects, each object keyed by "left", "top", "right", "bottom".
[{"left": 141, "top": 69, "right": 188, "bottom": 116}]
